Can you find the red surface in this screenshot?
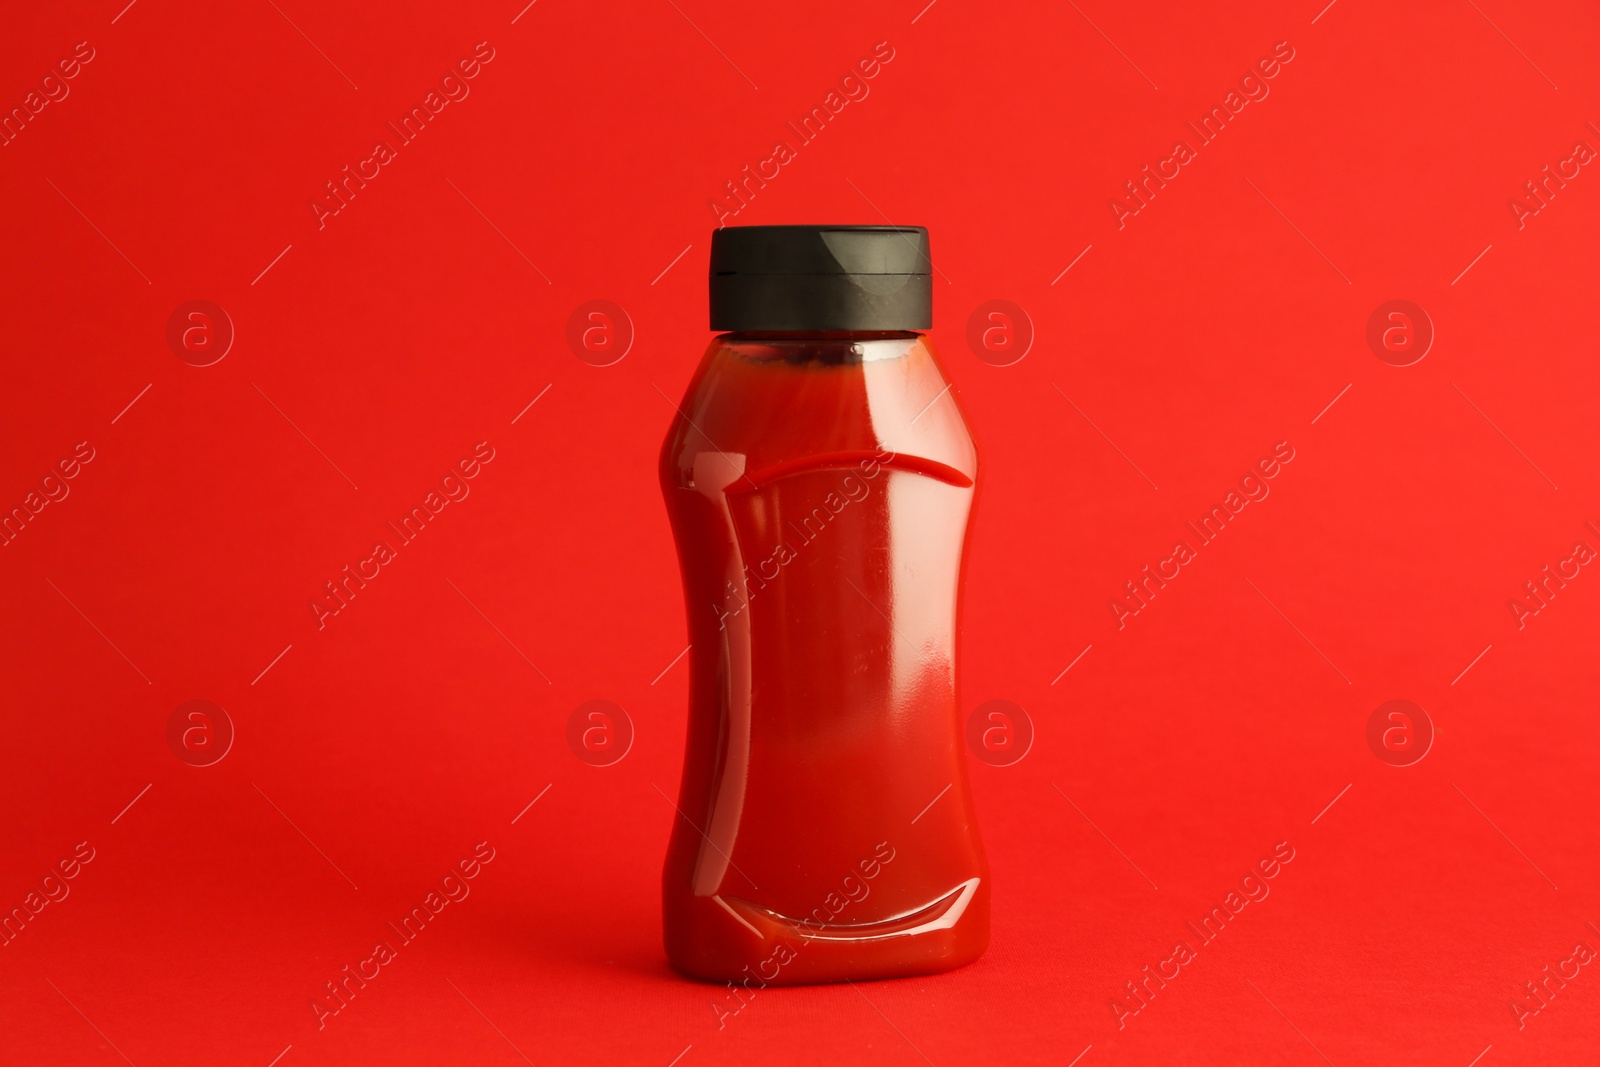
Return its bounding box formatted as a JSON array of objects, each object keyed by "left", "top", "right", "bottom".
[{"left": 2, "top": 1, "right": 1597, "bottom": 1064}]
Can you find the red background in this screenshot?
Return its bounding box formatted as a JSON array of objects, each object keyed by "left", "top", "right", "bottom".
[{"left": 3, "top": 0, "right": 1598, "bottom": 1063}]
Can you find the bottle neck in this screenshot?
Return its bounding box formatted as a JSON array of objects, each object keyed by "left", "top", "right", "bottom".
[{"left": 719, "top": 331, "right": 921, "bottom": 342}]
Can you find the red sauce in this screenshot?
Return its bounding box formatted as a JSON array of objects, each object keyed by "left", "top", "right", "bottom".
[{"left": 660, "top": 331, "right": 988, "bottom": 985}]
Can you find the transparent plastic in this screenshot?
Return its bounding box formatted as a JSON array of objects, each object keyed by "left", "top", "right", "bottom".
[{"left": 659, "top": 330, "right": 989, "bottom": 985}]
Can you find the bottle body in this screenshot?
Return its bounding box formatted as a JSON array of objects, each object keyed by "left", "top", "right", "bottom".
[{"left": 660, "top": 331, "right": 988, "bottom": 985}]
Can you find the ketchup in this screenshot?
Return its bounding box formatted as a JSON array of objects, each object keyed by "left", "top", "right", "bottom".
[{"left": 660, "top": 226, "right": 988, "bottom": 985}]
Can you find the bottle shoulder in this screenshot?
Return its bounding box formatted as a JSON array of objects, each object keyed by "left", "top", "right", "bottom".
[{"left": 660, "top": 334, "right": 977, "bottom": 490}]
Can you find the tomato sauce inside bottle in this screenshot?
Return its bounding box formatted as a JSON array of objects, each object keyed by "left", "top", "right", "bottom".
[{"left": 660, "top": 227, "right": 988, "bottom": 985}]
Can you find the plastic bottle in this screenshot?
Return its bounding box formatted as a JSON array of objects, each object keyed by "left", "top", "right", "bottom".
[{"left": 660, "top": 225, "right": 988, "bottom": 985}]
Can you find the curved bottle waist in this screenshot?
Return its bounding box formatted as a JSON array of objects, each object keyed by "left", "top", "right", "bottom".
[{"left": 661, "top": 442, "right": 983, "bottom": 924}]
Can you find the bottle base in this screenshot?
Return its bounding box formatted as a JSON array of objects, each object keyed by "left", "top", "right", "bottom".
[
  {"left": 664, "top": 880, "right": 990, "bottom": 986},
  {"left": 667, "top": 938, "right": 988, "bottom": 987}
]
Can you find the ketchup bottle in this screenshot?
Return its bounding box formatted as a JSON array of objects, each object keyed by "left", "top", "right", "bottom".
[{"left": 660, "top": 225, "right": 988, "bottom": 985}]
